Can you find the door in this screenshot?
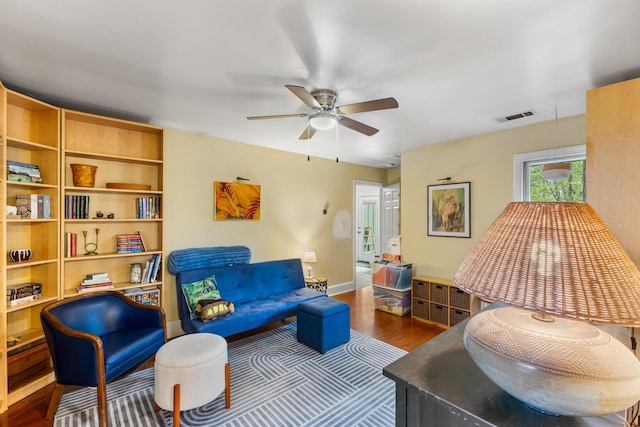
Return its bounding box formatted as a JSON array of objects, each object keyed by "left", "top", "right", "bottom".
[
  {"left": 358, "top": 198, "right": 378, "bottom": 263},
  {"left": 381, "top": 184, "right": 400, "bottom": 254}
]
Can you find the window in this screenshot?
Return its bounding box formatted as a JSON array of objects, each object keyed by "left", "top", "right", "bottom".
[{"left": 513, "top": 145, "right": 586, "bottom": 202}]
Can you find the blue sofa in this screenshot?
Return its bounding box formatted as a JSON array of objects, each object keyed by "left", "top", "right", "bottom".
[{"left": 168, "top": 246, "right": 327, "bottom": 337}]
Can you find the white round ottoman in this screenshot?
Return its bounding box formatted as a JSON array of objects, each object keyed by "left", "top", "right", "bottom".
[{"left": 154, "top": 333, "right": 230, "bottom": 426}]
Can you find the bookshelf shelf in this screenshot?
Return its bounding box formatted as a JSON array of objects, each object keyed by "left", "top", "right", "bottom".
[
  {"left": 61, "top": 108, "right": 163, "bottom": 305},
  {"left": 7, "top": 137, "right": 58, "bottom": 151},
  {"left": 64, "top": 186, "right": 162, "bottom": 195},
  {"left": 1, "top": 82, "right": 60, "bottom": 412}
]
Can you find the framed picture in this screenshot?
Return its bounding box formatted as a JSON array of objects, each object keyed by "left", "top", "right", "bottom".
[
  {"left": 427, "top": 182, "right": 470, "bottom": 237},
  {"left": 214, "top": 181, "right": 261, "bottom": 220}
]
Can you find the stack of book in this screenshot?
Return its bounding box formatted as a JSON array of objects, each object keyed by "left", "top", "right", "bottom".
[
  {"left": 116, "top": 234, "right": 144, "bottom": 254},
  {"left": 7, "top": 160, "right": 43, "bottom": 183},
  {"left": 141, "top": 254, "right": 162, "bottom": 283},
  {"left": 77, "top": 272, "right": 113, "bottom": 293},
  {"left": 7, "top": 283, "right": 43, "bottom": 307}
]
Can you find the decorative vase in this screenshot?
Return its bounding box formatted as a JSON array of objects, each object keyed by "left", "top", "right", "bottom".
[
  {"left": 463, "top": 306, "right": 640, "bottom": 416},
  {"left": 70, "top": 164, "right": 97, "bottom": 187}
]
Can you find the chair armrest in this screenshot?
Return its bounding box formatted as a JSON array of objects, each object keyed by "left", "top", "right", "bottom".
[{"left": 41, "top": 310, "right": 105, "bottom": 387}]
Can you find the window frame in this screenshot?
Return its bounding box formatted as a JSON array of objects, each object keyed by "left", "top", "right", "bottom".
[{"left": 512, "top": 145, "right": 586, "bottom": 201}]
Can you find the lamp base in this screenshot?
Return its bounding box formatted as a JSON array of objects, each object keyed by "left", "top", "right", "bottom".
[{"left": 463, "top": 307, "right": 640, "bottom": 416}]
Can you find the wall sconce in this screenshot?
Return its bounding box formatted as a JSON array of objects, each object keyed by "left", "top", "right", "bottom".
[{"left": 302, "top": 250, "right": 317, "bottom": 278}]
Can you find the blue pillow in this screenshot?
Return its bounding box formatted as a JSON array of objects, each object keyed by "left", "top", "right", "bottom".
[{"left": 181, "top": 274, "right": 221, "bottom": 320}]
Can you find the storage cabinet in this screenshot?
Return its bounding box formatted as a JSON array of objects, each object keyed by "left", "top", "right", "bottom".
[
  {"left": 61, "top": 110, "right": 164, "bottom": 300},
  {"left": 0, "top": 82, "right": 164, "bottom": 412},
  {"left": 1, "top": 83, "right": 60, "bottom": 410},
  {"left": 411, "top": 276, "right": 478, "bottom": 328}
]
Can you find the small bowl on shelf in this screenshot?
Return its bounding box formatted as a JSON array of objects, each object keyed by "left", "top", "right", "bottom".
[
  {"left": 106, "top": 182, "right": 151, "bottom": 191},
  {"left": 9, "top": 249, "right": 32, "bottom": 263}
]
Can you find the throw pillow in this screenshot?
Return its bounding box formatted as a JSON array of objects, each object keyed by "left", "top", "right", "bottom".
[{"left": 181, "top": 274, "right": 221, "bottom": 320}]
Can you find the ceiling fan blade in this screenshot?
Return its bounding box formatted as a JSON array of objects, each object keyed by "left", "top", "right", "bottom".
[
  {"left": 247, "top": 113, "right": 307, "bottom": 120},
  {"left": 298, "top": 125, "right": 317, "bottom": 140},
  {"left": 338, "top": 117, "right": 379, "bottom": 136},
  {"left": 338, "top": 97, "right": 398, "bottom": 114},
  {"left": 285, "top": 85, "right": 321, "bottom": 109}
]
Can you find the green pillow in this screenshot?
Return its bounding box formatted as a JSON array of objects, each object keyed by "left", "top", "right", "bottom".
[{"left": 182, "top": 274, "right": 221, "bottom": 320}]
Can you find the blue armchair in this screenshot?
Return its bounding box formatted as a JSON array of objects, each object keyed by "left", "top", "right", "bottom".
[{"left": 41, "top": 291, "right": 166, "bottom": 426}]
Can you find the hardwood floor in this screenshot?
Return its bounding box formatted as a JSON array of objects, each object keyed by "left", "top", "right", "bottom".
[{"left": 4, "top": 286, "right": 444, "bottom": 427}]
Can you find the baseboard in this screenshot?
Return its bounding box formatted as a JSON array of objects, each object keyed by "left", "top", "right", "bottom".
[{"left": 327, "top": 280, "right": 355, "bottom": 296}]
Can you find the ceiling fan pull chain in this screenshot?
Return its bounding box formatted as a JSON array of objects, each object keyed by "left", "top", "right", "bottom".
[{"left": 335, "top": 123, "right": 339, "bottom": 163}]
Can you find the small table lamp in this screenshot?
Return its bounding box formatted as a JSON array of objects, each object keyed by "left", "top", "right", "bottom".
[
  {"left": 302, "top": 250, "right": 317, "bottom": 278},
  {"left": 454, "top": 202, "right": 640, "bottom": 417}
]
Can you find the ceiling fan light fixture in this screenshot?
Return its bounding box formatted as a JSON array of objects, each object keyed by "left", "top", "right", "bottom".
[{"left": 309, "top": 112, "right": 337, "bottom": 130}]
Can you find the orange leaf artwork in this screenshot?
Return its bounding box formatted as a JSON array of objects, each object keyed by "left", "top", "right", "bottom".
[{"left": 214, "top": 181, "right": 261, "bottom": 220}]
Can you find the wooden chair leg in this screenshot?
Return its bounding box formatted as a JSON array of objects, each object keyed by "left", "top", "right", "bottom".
[
  {"left": 97, "top": 382, "right": 108, "bottom": 427},
  {"left": 45, "top": 383, "right": 65, "bottom": 419},
  {"left": 225, "top": 362, "right": 231, "bottom": 409},
  {"left": 173, "top": 383, "right": 181, "bottom": 427}
]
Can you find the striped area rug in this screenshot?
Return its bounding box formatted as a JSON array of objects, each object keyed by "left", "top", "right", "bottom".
[{"left": 55, "top": 323, "right": 406, "bottom": 426}]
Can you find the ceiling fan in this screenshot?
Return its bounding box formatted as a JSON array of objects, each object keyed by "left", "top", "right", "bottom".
[{"left": 247, "top": 85, "right": 398, "bottom": 140}]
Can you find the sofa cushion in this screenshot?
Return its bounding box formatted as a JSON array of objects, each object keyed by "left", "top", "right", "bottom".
[
  {"left": 167, "top": 245, "right": 251, "bottom": 274},
  {"left": 181, "top": 274, "right": 221, "bottom": 320},
  {"left": 180, "top": 287, "right": 326, "bottom": 336}
]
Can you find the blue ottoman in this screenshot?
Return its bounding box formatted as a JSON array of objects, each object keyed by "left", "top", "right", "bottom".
[{"left": 297, "top": 298, "right": 350, "bottom": 353}]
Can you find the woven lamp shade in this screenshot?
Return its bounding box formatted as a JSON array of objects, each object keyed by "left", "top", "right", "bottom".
[{"left": 454, "top": 202, "right": 640, "bottom": 326}]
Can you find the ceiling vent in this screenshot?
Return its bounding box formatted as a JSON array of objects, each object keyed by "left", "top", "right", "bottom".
[{"left": 494, "top": 110, "right": 537, "bottom": 123}]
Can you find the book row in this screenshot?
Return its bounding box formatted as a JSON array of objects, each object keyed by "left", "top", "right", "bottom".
[
  {"left": 15, "top": 194, "right": 51, "bottom": 219},
  {"left": 64, "top": 232, "right": 151, "bottom": 256},
  {"left": 64, "top": 232, "right": 78, "bottom": 257},
  {"left": 7, "top": 282, "right": 43, "bottom": 307},
  {"left": 136, "top": 196, "right": 161, "bottom": 219},
  {"left": 123, "top": 286, "right": 160, "bottom": 306},
  {"left": 64, "top": 195, "right": 91, "bottom": 219},
  {"left": 140, "top": 254, "right": 162, "bottom": 284}
]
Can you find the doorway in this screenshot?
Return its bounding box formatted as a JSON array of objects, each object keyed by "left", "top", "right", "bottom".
[
  {"left": 354, "top": 181, "right": 382, "bottom": 288},
  {"left": 354, "top": 181, "right": 401, "bottom": 290}
]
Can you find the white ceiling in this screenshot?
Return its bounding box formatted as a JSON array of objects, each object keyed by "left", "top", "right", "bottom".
[{"left": 1, "top": 1, "right": 639, "bottom": 168}]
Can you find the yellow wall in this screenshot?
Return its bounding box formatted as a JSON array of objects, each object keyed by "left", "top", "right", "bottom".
[
  {"left": 163, "top": 128, "right": 386, "bottom": 332},
  {"left": 401, "top": 114, "right": 586, "bottom": 280}
]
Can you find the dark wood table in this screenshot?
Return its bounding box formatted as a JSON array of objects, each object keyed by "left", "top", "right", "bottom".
[{"left": 383, "top": 316, "right": 624, "bottom": 426}]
